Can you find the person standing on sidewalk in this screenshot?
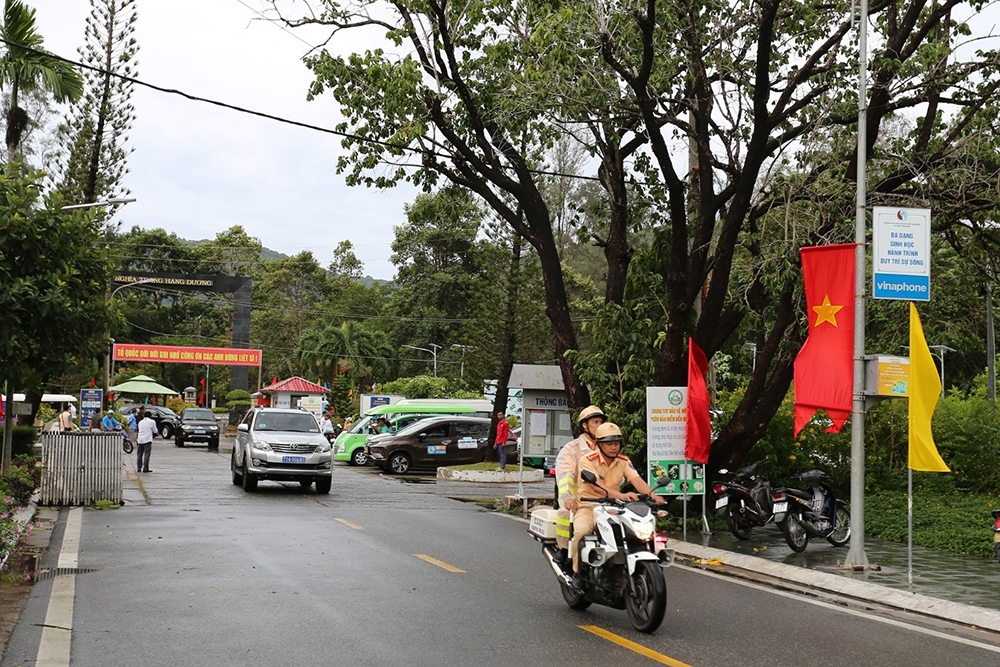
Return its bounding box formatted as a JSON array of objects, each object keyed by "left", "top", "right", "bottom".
[
  {"left": 494, "top": 410, "right": 510, "bottom": 471},
  {"left": 136, "top": 410, "right": 157, "bottom": 473}
]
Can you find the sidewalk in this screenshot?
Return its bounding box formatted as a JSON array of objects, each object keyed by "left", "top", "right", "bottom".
[{"left": 668, "top": 527, "right": 1000, "bottom": 633}]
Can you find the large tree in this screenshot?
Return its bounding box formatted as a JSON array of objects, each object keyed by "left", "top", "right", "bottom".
[
  {"left": 55, "top": 0, "right": 138, "bottom": 208},
  {"left": 274, "top": 0, "right": 1000, "bottom": 467},
  {"left": 0, "top": 0, "right": 83, "bottom": 166},
  {"left": 0, "top": 172, "right": 111, "bottom": 472}
]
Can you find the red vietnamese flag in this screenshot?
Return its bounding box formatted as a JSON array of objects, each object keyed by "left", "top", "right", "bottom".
[
  {"left": 794, "top": 243, "right": 856, "bottom": 437},
  {"left": 685, "top": 338, "right": 712, "bottom": 463}
]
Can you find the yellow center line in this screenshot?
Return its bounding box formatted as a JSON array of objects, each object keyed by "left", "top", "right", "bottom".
[
  {"left": 334, "top": 518, "right": 363, "bottom": 530},
  {"left": 579, "top": 625, "right": 694, "bottom": 667},
  {"left": 414, "top": 554, "right": 466, "bottom": 573}
]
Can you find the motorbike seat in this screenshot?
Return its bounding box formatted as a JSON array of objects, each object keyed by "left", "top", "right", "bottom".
[{"left": 781, "top": 488, "right": 813, "bottom": 501}]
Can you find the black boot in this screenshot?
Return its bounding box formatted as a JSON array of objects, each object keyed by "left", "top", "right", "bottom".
[
  {"left": 571, "top": 572, "right": 586, "bottom": 591},
  {"left": 553, "top": 548, "right": 569, "bottom": 567}
]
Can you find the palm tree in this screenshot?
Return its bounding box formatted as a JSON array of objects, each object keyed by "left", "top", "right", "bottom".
[
  {"left": 0, "top": 0, "right": 84, "bottom": 166},
  {"left": 297, "top": 321, "right": 391, "bottom": 390}
]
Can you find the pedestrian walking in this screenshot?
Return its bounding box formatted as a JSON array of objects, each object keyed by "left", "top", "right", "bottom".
[
  {"left": 136, "top": 410, "right": 157, "bottom": 473},
  {"left": 495, "top": 410, "right": 510, "bottom": 471},
  {"left": 127, "top": 408, "right": 138, "bottom": 443}
]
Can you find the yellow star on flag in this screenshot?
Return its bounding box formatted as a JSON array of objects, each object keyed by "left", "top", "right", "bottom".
[{"left": 812, "top": 294, "right": 843, "bottom": 327}]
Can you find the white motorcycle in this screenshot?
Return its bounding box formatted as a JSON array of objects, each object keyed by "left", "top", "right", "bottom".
[{"left": 529, "top": 471, "right": 673, "bottom": 633}]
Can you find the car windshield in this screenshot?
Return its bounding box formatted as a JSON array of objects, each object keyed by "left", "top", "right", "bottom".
[
  {"left": 348, "top": 416, "right": 372, "bottom": 434},
  {"left": 395, "top": 418, "right": 444, "bottom": 436},
  {"left": 253, "top": 412, "right": 319, "bottom": 433},
  {"left": 182, "top": 409, "right": 215, "bottom": 420},
  {"left": 158, "top": 406, "right": 178, "bottom": 417}
]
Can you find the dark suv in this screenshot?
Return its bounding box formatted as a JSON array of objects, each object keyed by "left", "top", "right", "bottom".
[
  {"left": 176, "top": 407, "right": 221, "bottom": 449},
  {"left": 120, "top": 404, "right": 181, "bottom": 439},
  {"left": 367, "top": 416, "right": 518, "bottom": 474}
]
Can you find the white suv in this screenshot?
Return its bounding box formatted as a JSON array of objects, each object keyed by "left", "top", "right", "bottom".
[{"left": 232, "top": 408, "right": 333, "bottom": 493}]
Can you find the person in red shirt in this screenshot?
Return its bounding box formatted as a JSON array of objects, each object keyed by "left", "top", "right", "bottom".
[{"left": 494, "top": 410, "right": 511, "bottom": 471}]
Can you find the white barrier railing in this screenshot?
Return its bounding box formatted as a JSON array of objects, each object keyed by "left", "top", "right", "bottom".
[{"left": 40, "top": 432, "right": 123, "bottom": 506}]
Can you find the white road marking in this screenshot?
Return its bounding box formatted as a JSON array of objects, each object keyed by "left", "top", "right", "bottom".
[{"left": 36, "top": 507, "right": 83, "bottom": 667}]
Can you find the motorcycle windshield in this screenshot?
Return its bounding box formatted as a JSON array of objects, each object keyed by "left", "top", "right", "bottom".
[{"left": 628, "top": 502, "right": 651, "bottom": 517}]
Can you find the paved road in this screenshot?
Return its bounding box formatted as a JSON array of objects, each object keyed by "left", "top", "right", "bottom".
[{"left": 3, "top": 441, "right": 1000, "bottom": 666}]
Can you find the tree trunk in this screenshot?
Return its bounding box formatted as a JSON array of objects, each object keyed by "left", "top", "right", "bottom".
[{"left": 487, "top": 233, "right": 524, "bottom": 460}]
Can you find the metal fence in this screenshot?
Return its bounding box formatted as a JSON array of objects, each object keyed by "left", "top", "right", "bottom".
[{"left": 40, "top": 432, "right": 123, "bottom": 506}]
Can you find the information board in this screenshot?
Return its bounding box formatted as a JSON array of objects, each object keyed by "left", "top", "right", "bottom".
[{"left": 872, "top": 207, "right": 931, "bottom": 301}]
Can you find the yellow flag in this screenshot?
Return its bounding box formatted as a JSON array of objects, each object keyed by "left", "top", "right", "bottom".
[{"left": 908, "top": 302, "right": 949, "bottom": 472}]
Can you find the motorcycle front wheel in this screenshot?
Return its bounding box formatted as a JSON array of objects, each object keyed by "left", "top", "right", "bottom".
[
  {"left": 779, "top": 513, "right": 809, "bottom": 552},
  {"left": 560, "top": 580, "right": 592, "bottom": 610},
  {"left": 826, "top": 505, "right": 851, "bottom": 546},
  {"left": 626, "top": 561, "right": 667, "bottom": 633},
  {"left": 725, "top": 504, "right": 753, "bottom": 540}
]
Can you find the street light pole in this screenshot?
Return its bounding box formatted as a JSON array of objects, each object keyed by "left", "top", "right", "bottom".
[
  {"left": 451, "top": 344, "right": 475, "bottom": 378},
  {"left": 403, "top": 343, "right": 442, "bottom": 378},
  {"left": 929, "top": 345, "right": 956, "bottom": 394}
]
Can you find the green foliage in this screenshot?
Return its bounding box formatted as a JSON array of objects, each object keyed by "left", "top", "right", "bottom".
[
  {"left": 10, "top": 425, "right": 37, "bottom": 459},
  {"left": 380, "top": 375, "right": 479, "bottom": 400},
  {"left": 714, "top": 385, "right": 852, "bottom": 489},
  {"left": 0, "top": 460, "right": 36, "bottom": 506},
  {"left": 866, "top": 491, "right": 999, "bottom": 558},
  {"left": 54, "top": 0, "right": 137, "bottom": 206},
  {"left": 225, "top": 389, "right": 251, "bottom": 408},
  {"left": 0, "top": 172, "right": 112, "bottom": 388}
]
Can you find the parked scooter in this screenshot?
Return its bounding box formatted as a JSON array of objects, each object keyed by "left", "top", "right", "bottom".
[
  {"left": 712, "top": 459, "right": 773, "bottom": 540},
  {"left": 992, "top": 509, "right": 1000, "bottom": 561},
  {"left": 770, "top": 469, "right": 850, "bottom": 553},
  {"left": 528, "top": 472, "right": 673, "bottom": 633}
]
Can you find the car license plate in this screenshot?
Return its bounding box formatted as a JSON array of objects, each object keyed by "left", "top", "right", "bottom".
[
  {"left": 772, "top": 502, "right": 788, "bottom": 513},
  {"left": 282, "top": 456, "right": 306, "bottom": 463},
  {"left": 195, "top": 429, "right": 205, "bottom": 434},
  {"left": 715, "top": 496, "right": 728, "bottom": 509}
]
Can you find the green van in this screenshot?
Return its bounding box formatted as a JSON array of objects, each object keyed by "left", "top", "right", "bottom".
[{"left": 333, "top": 402, "right": 479, "bottom": 466}]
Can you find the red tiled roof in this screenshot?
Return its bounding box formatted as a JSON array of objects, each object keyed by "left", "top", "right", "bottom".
[{"left": 259, "top": 376, "right": 328, "bottom": 394}]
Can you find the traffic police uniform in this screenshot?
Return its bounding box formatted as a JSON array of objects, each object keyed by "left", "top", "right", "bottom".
[{"left": 570, "top": 448, "right": 643, "bottom": 573}]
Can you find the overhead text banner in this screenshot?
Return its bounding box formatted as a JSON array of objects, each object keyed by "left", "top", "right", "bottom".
[{"left": 114, "top": 344, "right": 262, "bottom": 366}]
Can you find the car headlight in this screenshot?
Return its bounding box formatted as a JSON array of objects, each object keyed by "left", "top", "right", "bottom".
[
  {"left": 209, "top": 425, "right": 218, "bottom": 431},
  {"left": 252, "top": 441, "right": 273, "bottom": 452},
  {"left": 316, "top": 442, "right": 331, "bottom": 453}
]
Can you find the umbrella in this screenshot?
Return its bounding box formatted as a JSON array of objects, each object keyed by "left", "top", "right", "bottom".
[{"left": 110, "top": 374, "right": 178, "bottom": 396}]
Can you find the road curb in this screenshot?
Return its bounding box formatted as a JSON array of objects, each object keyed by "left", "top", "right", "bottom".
[
  {"left": 0, "top": 491, "right": 39, "bottom": 572},
  {"left": 670, "top": 539, "right": 1000, "bottom": 633}
]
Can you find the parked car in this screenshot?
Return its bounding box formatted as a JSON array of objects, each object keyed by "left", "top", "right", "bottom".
[
  {"left": 334, "top": 402, "right": 483, "bottom": 466},
  {"left": 367, "top": 415, "right": 518, "bottom": 475},
  {"left": 175, "top": 407, "right": 220, "bottom": 449},
  {"left": 231, "top": 408, "right": 333, "bottom": 493},
  {"left": 119, "top": 404, "right": 180, "bottom": 439}
]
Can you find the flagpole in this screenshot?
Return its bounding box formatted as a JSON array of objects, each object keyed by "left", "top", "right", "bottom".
[
  {"left": 907, "top": 468, "right": 913, "bottom": 586},
  {"left": 845, "top": 0, "right": 871, "bottom": 571},
  {"left": 682, "top": 458, "right": 688, "bottom": 543}
]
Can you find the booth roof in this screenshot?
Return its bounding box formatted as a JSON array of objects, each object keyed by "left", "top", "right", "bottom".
[
  {"left": 259, "top": 376, "right": 328, "bottom": 394},
  {"left": 508, "top": 364, "right": 565, "bottom": 391}
]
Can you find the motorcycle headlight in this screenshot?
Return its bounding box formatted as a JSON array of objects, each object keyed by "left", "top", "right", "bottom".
[{"left": 630, "top": 520, "right": 654, "bottom": 542}]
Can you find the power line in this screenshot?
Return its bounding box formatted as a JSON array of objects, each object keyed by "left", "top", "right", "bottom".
[{"left": 0, "top": 37, "right": 604, "bottom": 184}]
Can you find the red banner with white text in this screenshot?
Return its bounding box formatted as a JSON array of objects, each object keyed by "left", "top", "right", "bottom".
[{"left": 114, "top": 344, "right": 262, "bottom": 366}]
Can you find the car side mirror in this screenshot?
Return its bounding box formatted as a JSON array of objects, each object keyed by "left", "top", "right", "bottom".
[
  {"left": 581, "top": 470, "right": 597, "bottom": 484},
  {"left": 418, "top": 433, "right": 427, "bottom": 441},
  {"left": 237, "top": 423, "right": 249, "bottom": 432}
]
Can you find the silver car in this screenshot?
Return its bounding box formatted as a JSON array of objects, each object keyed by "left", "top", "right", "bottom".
[{"left": 231, "top": 408, "right": 333, "bottom": 493}]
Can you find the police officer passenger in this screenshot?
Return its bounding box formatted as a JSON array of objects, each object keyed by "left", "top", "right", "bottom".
[{"left": 552, "top": 405, "right": 607, "bottom": 565}]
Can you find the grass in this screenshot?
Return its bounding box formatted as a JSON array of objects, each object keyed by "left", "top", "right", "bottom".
[{"left": 866, "top": 490, "right": 1000, "bottom": 558}]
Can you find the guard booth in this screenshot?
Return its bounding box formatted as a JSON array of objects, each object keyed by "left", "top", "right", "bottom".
[{"left": 509, "top": 364, "right": 573, "bottom": 467}]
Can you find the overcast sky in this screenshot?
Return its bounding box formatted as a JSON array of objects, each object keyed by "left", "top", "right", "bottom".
[{"left": 35, "top": 0, "right": 416, "bottom": 281}]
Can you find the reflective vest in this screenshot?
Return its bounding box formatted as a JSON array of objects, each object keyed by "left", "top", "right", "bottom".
[{"left": 555, "top": 435, "right": 596, "bottom": 506}]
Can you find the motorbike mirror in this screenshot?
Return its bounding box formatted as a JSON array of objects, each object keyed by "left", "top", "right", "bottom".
[
  {"left": 653, "top": 475, "right": 671, "bottom": 489},
  {"left": 718, "top": 468, "right": 729, "bottom": 475},
  {"left": 581, "top": 470, "right": 598, "bottom": 484}
]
